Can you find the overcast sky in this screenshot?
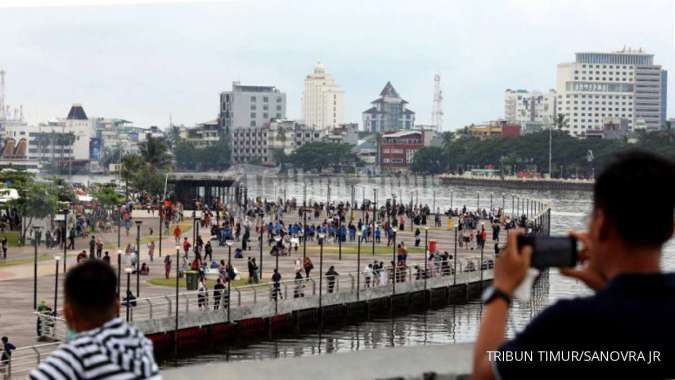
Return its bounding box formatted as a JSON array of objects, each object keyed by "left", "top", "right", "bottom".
[{"left": 1, "top": 0, "right": 673, "bottom": 130}]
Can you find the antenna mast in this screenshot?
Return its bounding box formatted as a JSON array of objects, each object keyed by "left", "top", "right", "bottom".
[
  {"left": 0, "top": 69, "right": 5, "bottom": 119},
  {"left": 431, "top": 73, "right": 443, "bottom": 131}
]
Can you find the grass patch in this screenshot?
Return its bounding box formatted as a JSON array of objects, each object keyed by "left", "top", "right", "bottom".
[
  {"left": 0, "top": 231, "right": 21, "bottom": 247},
  {"left": 301, "top": 244, "right": 426, "bottom": 255},
  {"left": 0, "top": 253, "right": 53, "bottom": 267},
  {"left": 146, "top": 277, "right": 259, "bottom": 289}
]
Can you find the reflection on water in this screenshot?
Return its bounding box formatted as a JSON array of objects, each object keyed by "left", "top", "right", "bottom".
[{"left": 160, "top": 174, "right": 674, "bottom": 367}]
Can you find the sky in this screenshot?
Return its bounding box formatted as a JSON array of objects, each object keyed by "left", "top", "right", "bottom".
[{"left": 0, "top": 0, "right": 674, "bottom": 130}]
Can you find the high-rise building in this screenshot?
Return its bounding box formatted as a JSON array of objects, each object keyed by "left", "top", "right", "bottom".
[
  {"left": 302, "top": 62, "right": 344, "bottom": 130},
  {"left": 218, "top": 82, "right": 286, "bottom": 132},
  {"left": 556, "top": 48, "right": 668, "bottom": 136},
  {"left": 504, "top": 89, "right": 556, "bottom": 126},
  {"left": 362, "top": 82, "right": 415, "bottom": 133}
]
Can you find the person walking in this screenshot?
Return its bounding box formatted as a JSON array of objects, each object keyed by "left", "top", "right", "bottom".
[
  {"left": 213, "top": 278, "right": 225, "bottom": 310},
  {"left": 326, "top": 265, "right": 339, "bottom": 293},
  {"left": 272, "top": 269, "right": 282, "bottom": 301},
  {"left": 164, "top": 255, "right": 172, "bottom": 279},
  {"left": 1, "top": 336, "right": 16, "bottom": 370},
  {"left": 89, "top": 235, "right": 96, "bottom": 259},
  {"left": 147, "top": 241, "right": 155, "bottom": 262},
  {"left": 95, "top": 237, "right": 103, "bottom": 258},
  {"left": 1, "top": 237, "right": 7, "bottom": 260},
  {"left": 303, "top": 256, "right": 314, "bottom": 278},
  {"left": 173, "top": 225, "right": 182, "bottom": 244},
  {"left": 294, "top": 271, "right": 305, "bottom": 298}
]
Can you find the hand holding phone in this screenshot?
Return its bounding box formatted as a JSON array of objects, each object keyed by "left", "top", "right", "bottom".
[{"left": 517, "top": 234, "right": 578, "bottom": 270}]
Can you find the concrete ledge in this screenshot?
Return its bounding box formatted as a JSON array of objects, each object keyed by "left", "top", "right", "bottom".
[{"left": 162, "top": 343, "right": 475, "bottom": 380}]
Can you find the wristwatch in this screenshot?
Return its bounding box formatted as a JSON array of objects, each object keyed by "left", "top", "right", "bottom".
[{"left": 481, "top": 286, "right": 511, "bottom": 306}]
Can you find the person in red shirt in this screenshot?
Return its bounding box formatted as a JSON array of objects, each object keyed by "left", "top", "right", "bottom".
[
  {"left": 182, "top": 237, "right": 191, "bottom": 258},
  {"left": 173, "top": 225, "right": 182, "bottom": 244}
]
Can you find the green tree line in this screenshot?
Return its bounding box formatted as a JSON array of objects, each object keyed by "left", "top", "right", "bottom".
[{"left": 411, "top": 130, "right": 675, "bottom": 177}]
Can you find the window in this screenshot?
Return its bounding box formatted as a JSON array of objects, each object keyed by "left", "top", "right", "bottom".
[
  {"left": 263, "top": 113, "right": 269, "bottom": 119},
  {"left": 276, "top": 105, "right": 281, "bottom": 111},
  {"left": 250, "top": 121, "right": 256, "bottom": 127},
  {"left": 276, "top": 97, "right": 282, "bottom": 103},
  {"left": 251, "top": 96, "right": 256, "bottom": 102},
  {"left": 251, "top": 105, "right": 256, "bottom": 110},
  {"left": 250, "top": 113, "right": 256, "bottom": 118},
  {"left": 276, "top": 113, "right": 282, "bottom": 118},
  {"left": 263, "top": 96, "right": 269, "bottom": 103}
]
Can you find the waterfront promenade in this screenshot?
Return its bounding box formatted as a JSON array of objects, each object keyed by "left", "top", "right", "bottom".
[{"left": 0, "top": 198, "right": 550, "bottom": 378}]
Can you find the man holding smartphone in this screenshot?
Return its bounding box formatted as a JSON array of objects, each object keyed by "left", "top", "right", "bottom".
[{"left": 473, "top": 151, "right": 675, "bottom": 379}]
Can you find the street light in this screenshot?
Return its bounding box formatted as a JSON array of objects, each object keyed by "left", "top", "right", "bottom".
[
  {"left": 424, "top": 226, "right": 429, "bottom": 293},
  {"left": 225, "top": 240, "right": 233, "bottom": 323},
  {"left": 356, "top": 231, "right": 361, "bottom": 301},
  {"left": 318, "top": 232, "right": 326, "bottom": 310},
  {"left": 174, "top": 245, "right": 180, "bottom": 358},
  {"left": 32, "top": 226, "right": 42, "bottom": 310},
  {"left": 125, "top": 267, "right": 133, "bottom": 322},
  {"left": 117, "top": 249, "right": 122, "bottom": 317},
  {"left": 62, "top": 208, "right": 68, "bottom": 272},
  {"left": 391, "top": 227, "right": 397, "bottom": 295},
  {"left": 135, "top": 220, "right": 143, "bottom": 297},
  {"left": 53, "top": 256, "right": 61, "bottom": 318}
]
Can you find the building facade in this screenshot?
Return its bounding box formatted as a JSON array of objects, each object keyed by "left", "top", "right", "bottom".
[
  {"left": 218, "top": 82, "right": 286, "bottom": 132},
  {"left": 504, "top": 89, "right": 556, "bottom": 126},
  {"left": 463, "top": 120, "right": 522, "bottom": 140},
  {"left": 230, "top": 120, "right": 324, "bottom": 164},
  {"left": 380, "top": 130, "right": 424, "bottom": 171},
  {"left": 556, "top": 49, "right": 668, "bottom": 136},
  {"left": 363, "top": 82, "right": 415, "bottom": 133},
  {"left": 302, "top": 62, "right": 344, "bottom": 130}
]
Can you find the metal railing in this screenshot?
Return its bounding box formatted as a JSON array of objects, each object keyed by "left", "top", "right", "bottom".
[{"left": 1, "top": 342, "right": 60, "bottom": 379}]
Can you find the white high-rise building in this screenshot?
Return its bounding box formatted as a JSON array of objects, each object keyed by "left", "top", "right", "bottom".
[
  {"left": 504, "top": 89, "right": 556, "bottom": 126},
  {"left": 302, "top": 62, "right": 344, "bottom": 130},
  {"left": 556, "top": 48, "right": 668, "bottom": 136}
]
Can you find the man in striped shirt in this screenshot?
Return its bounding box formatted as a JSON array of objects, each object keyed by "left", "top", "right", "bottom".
[{"left": 30, "top": 260, "right": 160, "bottom": 379}]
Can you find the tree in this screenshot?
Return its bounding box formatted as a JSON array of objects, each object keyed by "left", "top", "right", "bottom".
[
  {"left": 7, "top": 181, "right": 58, "bottom": 243},
  {"left": 287, "top": 143, "right": 359, "bottom": 172},
  {"left": 139, "top": 136, "right": 172, "bottom": 170},
  {"left": 411, "top": 147, "right": 445, "bottom": 174}
]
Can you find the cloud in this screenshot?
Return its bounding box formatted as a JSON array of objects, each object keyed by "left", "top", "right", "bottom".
[{"left": 0, "top": 0, "right": 673, "bottom": 130}]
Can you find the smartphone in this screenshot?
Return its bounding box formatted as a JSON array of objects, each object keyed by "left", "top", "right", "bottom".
[{"left": 517, "top": 234, "right": 578, "bottom": 269}]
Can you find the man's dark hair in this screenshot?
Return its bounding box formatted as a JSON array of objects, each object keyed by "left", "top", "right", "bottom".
[
  {"left": 594, "top": 150, "right": 675, "bottom": 248},
  {"left": 65, "top": 260, "right": 118, "bottom": 317}
]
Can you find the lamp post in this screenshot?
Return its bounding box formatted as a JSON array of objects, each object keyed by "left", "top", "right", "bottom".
[
  {"left": 32, "top": 226, "right": 42, "bottom": 310},
  {"left": 53, "top": 256, "right": 61, "bottom": 317},
  {"left": 125, "top": 267, "right": 132, "bottom": 322},
  {"left": 158, "top": 205, "right": 163, "bottom": 258},
  {"left": 356, "top": 231, "right": 361, "bottom": 301},
  {"left": 424, "top": 226, "right": 428, "bottom": 293},
  {"left": 453, "top": 227, "right": 458, "bottom": 285},
  {"left": 117, "top": 250, "right": 122, "bottom": 317},
  {"left": 226, "top": 240, "right": 233, "bottom": 323},
  {"left": 174, "top": 245, "right": 180, "bottom": 358},
  {"left": 302, "top": 208, "right": 308, "bottom": 260},
  {"left": 372, "top": 189, "right": 377, "bottom": 258},
  {"left": 318, "top": 233, "right": 326, "bottom": 310},
  {"left": 391, "top": 227, "right": 397, "bottom": 295},
  {"left": 273, "top": 235, "right": 281, "bottom": 278},
  {"left": 62, "top": 208, "right": 68, "bottom": 272},
  {"left": 135, "top": 220, "right": 142, "bottom": 297},
  {"left": 259, "top": 220, "right": 264, "bottom": 277}
]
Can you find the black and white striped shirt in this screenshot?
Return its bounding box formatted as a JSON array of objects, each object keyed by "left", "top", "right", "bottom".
[{"left": 30, "top": 318, "right": 160, "bottom": 380}]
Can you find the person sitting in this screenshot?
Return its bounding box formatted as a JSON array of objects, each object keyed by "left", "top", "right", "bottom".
[
  {"left": 234, "top": 248, "right": 243, "bottom": 259},
  {"left": 139, "top": 262, "right": 150, "bottom": 275},
  {"left": 29, "top": 261, "right": 159, "bottom": 379},
  {"left": 473, "top": 151, "right": 675, "bottom": 379}
]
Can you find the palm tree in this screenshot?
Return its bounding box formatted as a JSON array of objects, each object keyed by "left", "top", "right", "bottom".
[{"left": 139, "top": 136, "right": 171, "bottom": 170}]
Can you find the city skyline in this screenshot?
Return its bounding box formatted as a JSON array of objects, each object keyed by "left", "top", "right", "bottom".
[{"left": 0, "top": 0, "right": 673, "bottom": 130}]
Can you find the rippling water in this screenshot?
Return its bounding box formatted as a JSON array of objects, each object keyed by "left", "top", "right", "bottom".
[{"left": 168, "top": 175, "right": 674, "bottom": 366}]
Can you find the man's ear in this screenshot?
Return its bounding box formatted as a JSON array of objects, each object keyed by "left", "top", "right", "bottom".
[
  {"left": 63, "top": 303, "right": 76, "bottom": 329},
  {"left": 593, "top": 209, "right": 610, "bottom": 242}
]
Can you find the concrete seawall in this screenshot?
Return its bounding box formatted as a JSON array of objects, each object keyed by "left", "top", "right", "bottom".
[
  {"left": 439, "top": 175, "right": 593, "bottom": 191},
  {"left": 162, "top": 342, "right": 475, "bottom": 380},
  {"left": 140, "top": 272, "right": 492, "bottom": 357}
]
